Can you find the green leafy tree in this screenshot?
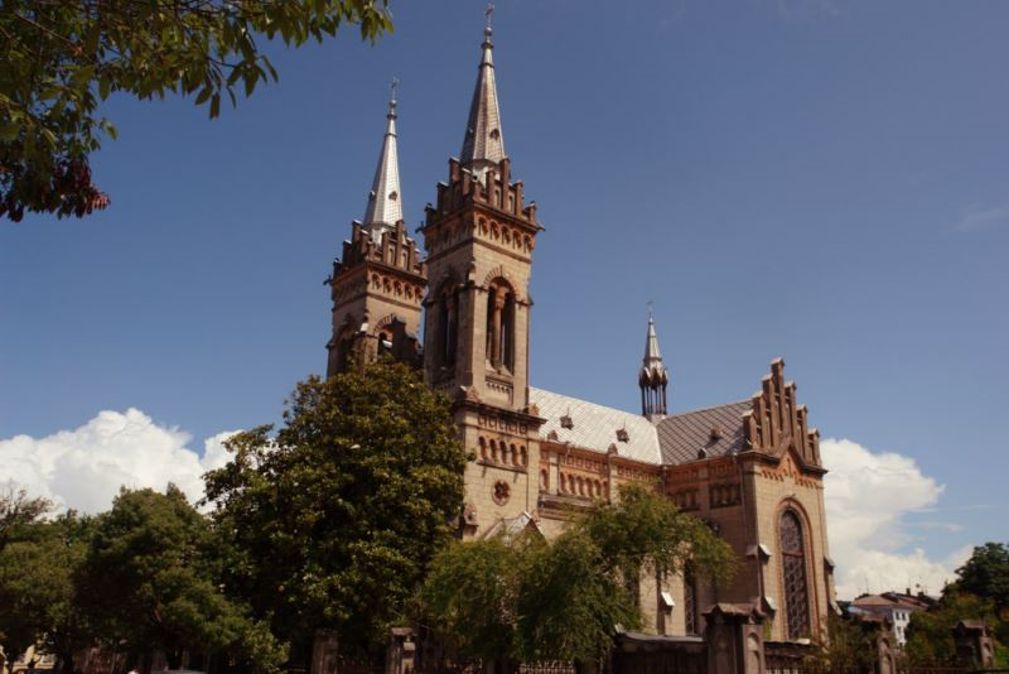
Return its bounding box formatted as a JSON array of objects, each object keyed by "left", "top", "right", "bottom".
[
  {"left": 955, "top": 542, "right": 1009, "bottom": 612},
  {"left": 0, "top": 486, "right": 50, "bottom": 552},
  {"left": 420, "top": 483, "right": 735, "bottom": 667},
  {"left": 78, "top": 485, "right": 285, "bottom": 674},
  {"left": 904, "top": 591, "right": 1007, "bottom": 666},
  {"left": 0, "top": 1, "right": 392, "bottom": 221},
  {"left": 0, "top": 512, "right": 92, "bottom": 674},
  {"left": 204, "top": 362, "right": 468, "bottom": 655}
]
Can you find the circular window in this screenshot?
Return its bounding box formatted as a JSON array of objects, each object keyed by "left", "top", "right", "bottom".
[{"left": 492, "top": 480, "right": 510, "bottom": 506}]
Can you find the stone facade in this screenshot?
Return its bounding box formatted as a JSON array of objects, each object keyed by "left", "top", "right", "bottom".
[{"left": 325, "top": 19, "right": 837, "bottom": 648}]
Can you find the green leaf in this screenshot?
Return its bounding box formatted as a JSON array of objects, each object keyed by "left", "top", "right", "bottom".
[{"left": 209, "top": 93, "right": 220, "bottom": 118}]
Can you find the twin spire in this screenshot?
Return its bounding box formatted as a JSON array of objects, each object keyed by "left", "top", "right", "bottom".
[
  {"left": 460, "top": 5, "right": 507, "bottom": 176},
  {"left": 361, "top": 79, "right": 403, "bottom": 242},
  {"left": 360, "top": 6, "right": 507, "bottom": 240}
]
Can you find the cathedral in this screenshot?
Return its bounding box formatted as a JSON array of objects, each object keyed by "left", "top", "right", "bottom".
[{"left": 324, "top": 17, "right": 836, "bottom": 646}]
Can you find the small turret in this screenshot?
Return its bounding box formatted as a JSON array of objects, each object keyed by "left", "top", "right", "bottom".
[{"left": 639, "top": 313, "right": 669, "bottom": 418}]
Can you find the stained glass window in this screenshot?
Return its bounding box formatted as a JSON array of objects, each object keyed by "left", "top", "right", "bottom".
[{"left": 780, "top": 510, "right": 810, "bottom": 639}]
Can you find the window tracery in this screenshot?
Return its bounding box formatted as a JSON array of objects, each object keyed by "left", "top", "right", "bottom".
[{"left": 780, "top": 509, "right": 811, "bottom": 639}]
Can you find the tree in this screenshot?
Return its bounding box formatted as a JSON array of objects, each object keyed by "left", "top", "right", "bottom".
[
  {"left": 0, "top": 512, "right": 92, "bottom": 674},
  {"left": 904, "top": 591, "right": 1006, "bottom": 665},
  {"left": 0, "top": 486, "right": 50, "bottom": 552},
  {"left": 78, "top": 485, "right": 285, "bottom": 674},
  {"left": 955, "top": 542, "right": 1009, "bottom": 612},
  {"left": 420, "top": 483, "right": 736, "bottom": 667},
  {"left": 203, "top": 362, "right": 467, "bottom": 655},
  {"left": 1, "top": 1, "right": 392, "bottom": 221}
]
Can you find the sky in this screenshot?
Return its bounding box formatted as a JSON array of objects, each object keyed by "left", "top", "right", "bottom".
[{"left": 2, "top": 0, "right": 1008, "bottom": 599}]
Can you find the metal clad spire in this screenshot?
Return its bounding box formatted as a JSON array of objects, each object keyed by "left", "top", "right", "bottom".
[
  {"left": 640, "top": 307, "right": 669, "bottom": 417},
  {"left": 362, "top": 79, "right": 403, "bottom": 240},
  {"left": 460, "top": 3, "right": 506, "bottom": 175}
]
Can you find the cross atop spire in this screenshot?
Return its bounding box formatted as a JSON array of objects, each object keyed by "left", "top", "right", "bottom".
[
  {"left": 639, "top": 311, "right": 669, "bottom": 418},
  {"left": 362, "top": 79, "right": 403, "bottom": 240},
  {"left": 460, "top": 6, "right": 506, "bottom": 179}
]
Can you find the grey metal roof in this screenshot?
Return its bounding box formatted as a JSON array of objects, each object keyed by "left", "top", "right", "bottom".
[
  {"left": 530, "top": 387, "right": 663, "bottom": 464},
  {"left": 655, "top": 401, "right": 751, "bottom": 465},
  {"left": 460, "top": 27, "right": 506, "bottom": 172},
  {"left": 362, "top": 90, "right": 403, "bottom": 239}
]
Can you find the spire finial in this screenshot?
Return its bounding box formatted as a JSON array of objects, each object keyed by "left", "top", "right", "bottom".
[
  {"left": 389, "top": 77, "right": 399, "bottom": 115},
  {"left": 484, "top": 2, "right": 495, "bottom": 38},
  {"left": 639, "top": 309, "right": 669, "bottom": 418},
  {"left": 646, "top": 299, "right": 654, "bottom": 322}
]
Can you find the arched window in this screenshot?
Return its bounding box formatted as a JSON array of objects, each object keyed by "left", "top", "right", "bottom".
[
  {"left": 438, "top": 284, "right": 458, "bottom": 367},
  {"left": 485, "top": 279, "right": 516, "bottom": 371},
  {"left": 684, "top": 563, "right": 698, "bottom": 635},
  {"left": 377, "top": 331, "right": 392, "bottom": 359},
  {"left": 780, "top": 510, "right": 811, "bottom": 639}
]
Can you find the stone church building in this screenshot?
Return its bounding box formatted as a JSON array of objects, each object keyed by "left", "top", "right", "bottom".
[{"left": 324, "top": 19, "right": 836, "bottom": 647}]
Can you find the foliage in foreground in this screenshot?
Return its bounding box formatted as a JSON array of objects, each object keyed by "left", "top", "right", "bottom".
[
  {"left": 420, "top": 483, "right": 736, "bottom": 665},
  {"left": 1, "top": 1, "right": 392, "bottom": 221},
  {"left": 79, "top": 486, "right": 286, "bottom": 674},
  {"left": 205, "top": 361, "right": 468, "bottom": 654}
]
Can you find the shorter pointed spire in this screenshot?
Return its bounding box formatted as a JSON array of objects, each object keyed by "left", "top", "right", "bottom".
[
  {"left": 639, "top": 309, "right": 670, "bottom": 418},
  {"left": 362, "top": 79, "right": 403, "bottom": 240},
  {"left": 460, "top": 4, "right": 506, "bottom": 177}
]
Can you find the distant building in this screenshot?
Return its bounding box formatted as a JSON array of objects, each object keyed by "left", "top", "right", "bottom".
[
  {"left": 850, "top": 590, "right": 936, "bottom": 646},
  {"left": 324, "top": 14, "right": 838, "bottom": 644}
]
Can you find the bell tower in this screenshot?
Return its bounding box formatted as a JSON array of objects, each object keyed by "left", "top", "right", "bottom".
[
  {"left": 326, "top": 83, "right": 426, "bottom": 376},
  {"left": 421, "top": 13, "right": 544, "bottom": 535}
]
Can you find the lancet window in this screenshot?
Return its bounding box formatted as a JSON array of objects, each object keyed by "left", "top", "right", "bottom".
[
  {"left": 437, "top": 283, "right": 458, "bottom": 367},
  {"left": 485, "top": 279, "right": 515, "bottom": 371},
  {"left": 780, "top": 509, "right": 811, "bottom": 639}
]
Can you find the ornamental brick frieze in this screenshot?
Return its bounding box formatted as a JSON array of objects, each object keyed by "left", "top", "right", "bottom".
[
  {"left": 476, "top": 434, "right": 529, "bottom": 469},
  {"left": 742, "top": 358, "right": 822, "bottom": 469},
  {"left": 671, "top": 487, "right": 700, "bottom": 511},
  {"left": 709, "top": 482, "right": 742, "bottom": 508},
  {"left": 476, "top": 411, "right": 530, "bottom": 435},
  {"left": 558, "top": 471, "right": 608, "bottom": 500},
  {"left": 758, "top": 454, "right": 821, "bottom": 490},
  {"left": 559, "top": 452, "right": 608, "bottom": 476},
  {"left": 477, "top": 215, "right": 535, "bottom": 256}
]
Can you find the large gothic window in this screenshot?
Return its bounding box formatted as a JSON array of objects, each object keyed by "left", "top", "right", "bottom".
[
  {"left": 780, "top": 510, "right": 811, "bottom": 639},
  {"left": 485, "top": 279, "right": 515, "bottom": 371}
]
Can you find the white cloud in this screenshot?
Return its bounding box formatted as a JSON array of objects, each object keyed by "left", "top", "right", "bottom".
[
  {"left": 0, "top": 409, "right": 240, "bottom": 514},
  {"left": 955, "top": 204, "right": 1009, "bottom": 232},
  {"left": 821, "top": 438, "right": 966, "bottom": 598}
]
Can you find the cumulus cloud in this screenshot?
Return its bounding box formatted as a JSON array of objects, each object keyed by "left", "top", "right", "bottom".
[
  {"left": 821, "top": 438, "right": 967, "bottom": 598},
  {"left": 0, "top": 409, "right": 240, "bottom": 514},
  {"left": 955, "top": 204, "right": 1009, "bottom": 232}
]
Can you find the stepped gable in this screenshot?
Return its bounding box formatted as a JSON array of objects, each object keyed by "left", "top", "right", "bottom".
[
  {"left": 530, "top": 387, "right": 662, "bottom": 464},
  {"left": 656, "top": 401, "right": 751, "bottom": 465}
]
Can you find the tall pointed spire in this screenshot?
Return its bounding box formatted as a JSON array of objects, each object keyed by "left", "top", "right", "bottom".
[
  {"left": 460, "top": 4, "right": 506, "bottom": 178},
  {"left": 362, "top": 79, "right": 403, "bottom": 241},
  {"left": 639, "top": 309, "right": 669, "bottom": 418}
]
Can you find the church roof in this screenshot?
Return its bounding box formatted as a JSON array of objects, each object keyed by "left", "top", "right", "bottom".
[
  {"left": 656, "top": 400, "right": 751, "bottom": 464},
  {"left": 530, "top": 387, "right": 662, "bottom": 464},
  {"left": 530, "top": 388, "right": 752, "bottom": 467}
]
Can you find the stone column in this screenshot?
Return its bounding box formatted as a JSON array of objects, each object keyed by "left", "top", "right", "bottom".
[
  {"left": 386, "top": 628, "right": 416, "bottom": 674},
  {"left": 952, "top": 620, "right": 995, "bottom": 669},
  {"left": 704, "top": 604, "right": 765, "bottom": 674}
]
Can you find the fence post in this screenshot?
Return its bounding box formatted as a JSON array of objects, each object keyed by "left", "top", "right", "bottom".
[
  {"left": 704, "top": 603, "right": 765, "bottom": 674},
  {"left": 952, "top": 620, "right": 995, "bottom": 669},
  {"left": 311, "top": 629, "right": 340, "bottom": 674}
]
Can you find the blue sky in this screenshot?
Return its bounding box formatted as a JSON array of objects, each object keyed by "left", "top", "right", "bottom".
[{"left": 2, "top": 0, "right": 1007, "bottom": 596}]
